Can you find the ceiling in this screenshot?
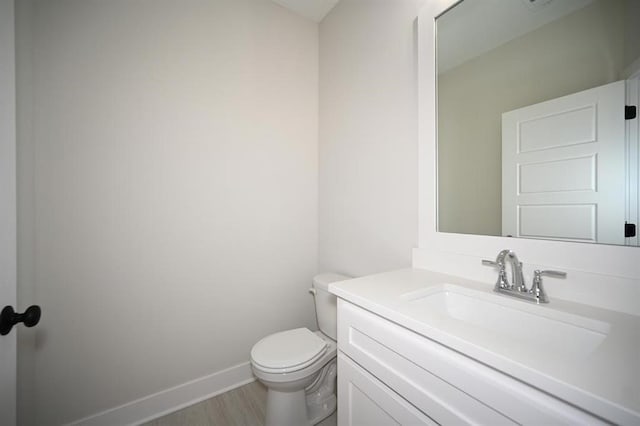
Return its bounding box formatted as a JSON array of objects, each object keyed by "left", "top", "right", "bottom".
[
  {"left": 437, "top": 0, "right": 594, "bottom": 73},
  {"left": 270, "top": 0, "right": 341, "bottom": 22}
]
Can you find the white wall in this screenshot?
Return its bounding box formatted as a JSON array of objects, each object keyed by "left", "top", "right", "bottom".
[
  {"left": 16, "top": 0, "right": 318, "bottom": 423},
  {"left": 318, "top": 0, "right": 419, "bottom": 277}
]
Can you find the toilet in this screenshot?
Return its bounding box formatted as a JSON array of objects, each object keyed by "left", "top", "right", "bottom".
[{"left": 250, "top": 273, "right": 349, "bottom": 426}]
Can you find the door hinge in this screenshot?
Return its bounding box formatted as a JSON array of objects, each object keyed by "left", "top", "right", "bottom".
[
  {"left": 626, "top": 105, "right": 637, "bottom": 120},
  {"left": 625, "top": 222, "right": 636, "bottom": 238}
]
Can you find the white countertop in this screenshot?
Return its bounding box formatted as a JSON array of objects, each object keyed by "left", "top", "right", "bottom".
[{"left": 329, "top": 268, "right": 640, "bottom": 425}]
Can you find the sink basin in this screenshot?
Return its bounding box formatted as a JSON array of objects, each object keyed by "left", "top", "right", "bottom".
[{"left": 399, "top": 284, "right": 610, "bottom": 360}]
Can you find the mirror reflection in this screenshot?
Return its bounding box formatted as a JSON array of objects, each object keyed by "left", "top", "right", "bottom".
[{"left": 436, "top": 0, "right": 640, "bottom": 246}]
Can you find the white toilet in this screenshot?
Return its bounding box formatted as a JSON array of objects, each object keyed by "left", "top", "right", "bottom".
[{"left": 250, "top": 273, "right": 349, "bottom": 426}]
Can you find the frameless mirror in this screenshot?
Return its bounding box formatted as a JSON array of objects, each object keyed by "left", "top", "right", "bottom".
[{"left": 436, "top": 0, "right": 640, "bottom": 246}]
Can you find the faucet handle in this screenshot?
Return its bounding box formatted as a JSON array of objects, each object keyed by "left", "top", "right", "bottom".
[
  {"left": 534, "top": 270, "right": 567, "bottom": 279},
  {"left": 530, "top": 269, "right": 566, "bottom": 304},
  {"left": 482, "top": 259, "right": 510, "bottom": 290}
]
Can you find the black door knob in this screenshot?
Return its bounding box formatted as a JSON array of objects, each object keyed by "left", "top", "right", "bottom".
[{"left": 0, "top": 305, "right": 41, "bottom": 335}]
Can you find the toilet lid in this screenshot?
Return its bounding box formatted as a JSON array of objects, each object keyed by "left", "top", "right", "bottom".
[{"left": 251, "top": 328, "right": 328, "bottom": 372}]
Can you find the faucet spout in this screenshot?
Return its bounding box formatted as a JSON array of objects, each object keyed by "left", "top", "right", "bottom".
[{"left": 496, "top": 249, "right": 526, "bottom": 292}]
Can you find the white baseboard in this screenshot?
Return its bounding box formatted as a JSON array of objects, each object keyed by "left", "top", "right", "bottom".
[{"left": 67, "top": 362, "right": 256, "bottom": 426}]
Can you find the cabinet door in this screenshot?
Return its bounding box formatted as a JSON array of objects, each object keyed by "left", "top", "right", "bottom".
[{"left": 337, "top": 353, "right": 436, "bottom": 426}]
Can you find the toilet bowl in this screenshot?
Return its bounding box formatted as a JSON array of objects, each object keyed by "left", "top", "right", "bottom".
[{"left": 250, "top": 273, "right": 349, "bottom": 426}]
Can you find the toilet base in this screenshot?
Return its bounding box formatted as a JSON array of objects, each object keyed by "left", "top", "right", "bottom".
[
  {"left": 264, "top": 389, "right": 336, "bottom": 426},
  {"left": 308, "top": 394, "right": 336, "bottom": 425},
  {"left": 261, "top": 357, "right": 337, "bottom": 426},
  {"left": 306, "top": 358, "right": 337, "bottom": 424},
  {"left": 265, "top": 389, "right": 310, "bottom": 426}
]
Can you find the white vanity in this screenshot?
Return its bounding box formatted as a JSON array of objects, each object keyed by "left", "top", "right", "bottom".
[{"left": 329, "top": 269, "right": 640, "bottom": 425}]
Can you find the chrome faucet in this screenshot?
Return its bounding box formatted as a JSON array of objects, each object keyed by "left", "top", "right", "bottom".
[{"left": 482, "top": 250, "right": 566, "bottom": 304}]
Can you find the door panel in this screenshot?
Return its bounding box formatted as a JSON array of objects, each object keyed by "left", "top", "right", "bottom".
[
  {"left": 502, "top": 80, "right": 626, "bottom": 244},
  {"left": 518, "top": 104, "right": 596, "bottom": 152},
  {"left": 518, "top": 155, "right": 596, "bottom": 194},
  {"left": 518, "top": 204, "right": 595, "bottom": 241},
  {"left": 0, "top": 0, "right": 17, "bottom": 424}
]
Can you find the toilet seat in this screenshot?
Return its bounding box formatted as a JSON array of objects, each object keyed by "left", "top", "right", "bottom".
[{"left": 251, "top": 328, "right": 328, "bottom": 374}]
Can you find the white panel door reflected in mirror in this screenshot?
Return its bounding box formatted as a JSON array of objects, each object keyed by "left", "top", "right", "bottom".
[
  {"left": 502, "top": 81, "right": 625, "bottom": 244},
  {"left": 436, "top": 0, "right": 640, "bottom": 246}
]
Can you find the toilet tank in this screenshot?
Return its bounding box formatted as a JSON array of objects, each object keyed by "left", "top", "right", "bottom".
[{"left": 312, "top": 273, "right": 350, "bottom": 341}]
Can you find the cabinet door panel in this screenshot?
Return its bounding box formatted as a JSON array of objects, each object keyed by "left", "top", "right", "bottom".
[{"left": 338, "top": 353, "right": 436, "bottom": 426}]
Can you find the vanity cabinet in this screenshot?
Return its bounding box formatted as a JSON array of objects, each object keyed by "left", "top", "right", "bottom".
[{"left": 336, "top": 299, "right": 605, "bottom": 426}]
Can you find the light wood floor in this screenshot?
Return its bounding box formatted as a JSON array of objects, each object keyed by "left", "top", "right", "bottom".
[{"left": 144, "top": 381, "right": 337, "bottom": 426}]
